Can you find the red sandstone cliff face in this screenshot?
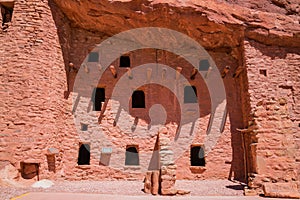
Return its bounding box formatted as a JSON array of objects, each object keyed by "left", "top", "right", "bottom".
[
  {"left": 0, "top": 0, "right": 299, "bottom": 193},
  {"left": 52, "top": 0, "right": 300, "bottom": 48},
  {"left": 51, "top": 0, "right": 299, "bottom": 188}
]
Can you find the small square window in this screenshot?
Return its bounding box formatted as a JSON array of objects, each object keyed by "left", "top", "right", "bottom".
[
  {"left": 81, "top": 123, "right": 88, "bottom": 131},
  {"left": 184, "top": 86, "right": 197, "bottom": 103},
  {"left": 120, "top": 56, "right": 130, "bottom": 68},
  {"left": 88, "top": 52, "right": 99, "bottom": 62},
  {"left": 199, "top": 59, "right": 210, "bottom": 71},
  {"left": 259, "top": 69, "right": 267, "bottom": 77}
]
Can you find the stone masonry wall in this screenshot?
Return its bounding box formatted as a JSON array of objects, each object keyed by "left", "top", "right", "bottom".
[
  {"left": 244, "top": 40, "right": 300, "bottom": 188},
  {"left": 69, "top": 46, "right": 245, "bottom": 181},
  {"left": 0, "top": 0, "right": 260, "bottom": 183},
  {"left": 0, "top": 0, "right": 71, "bottom": 180}
]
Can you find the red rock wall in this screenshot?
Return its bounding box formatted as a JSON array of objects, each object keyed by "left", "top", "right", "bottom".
[
  {"left": 0, "top": 0, "right": 299, "bottom": 188},
  {"left": 0, "top": 0, "right": 247, "bottom": 182}
]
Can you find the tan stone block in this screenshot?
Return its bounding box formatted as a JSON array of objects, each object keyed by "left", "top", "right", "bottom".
[
  {"left": 244, "top": 188, "right": 257, "bottom": 196},
  {"left": 161, "top": 188, "right": 177, "bottom": 195},
  {"left": 177, "top": 189, "right": 191, "bottom": 195},
  {"left": 161, "top": 174, "right": 175, "bottom": 181},
  {"left": 263, "top": 183, "right": 300, "bottom": 199},
  {"left": 161, "top": 180, "right": 175, "bottom": 189}
]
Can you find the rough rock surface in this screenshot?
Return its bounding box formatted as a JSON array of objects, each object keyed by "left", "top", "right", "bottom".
[
  {"left": 263, "top": 183, "right": 300, "bottom": 199},
  {"left": 0, "top": 162, "right": 20, "bottom": 186},
  {"left": 0, "top": 0, "right": 299, "bottom": 194},
  {"left": 52, "top": 0, "right": 300, "bottom": 48},
  {"left": 0, "top": 180, "right": 245, "bottom": 200}
]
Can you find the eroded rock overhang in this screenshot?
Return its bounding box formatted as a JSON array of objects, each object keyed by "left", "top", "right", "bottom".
[{"left": 51, "top": 0, "right": 300, "bottom": 48}]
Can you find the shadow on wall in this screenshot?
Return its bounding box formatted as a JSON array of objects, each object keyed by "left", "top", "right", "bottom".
[
  {"left": 49, "top": 0, "right": 248, "bottom": 182},
  {"left": 49, "top": 0, "right": 105, "bottom": 95}
]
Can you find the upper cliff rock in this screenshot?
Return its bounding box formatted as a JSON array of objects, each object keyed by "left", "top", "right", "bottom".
[{"left": 52, "top": 0, "right": 300, "bottom": 47}]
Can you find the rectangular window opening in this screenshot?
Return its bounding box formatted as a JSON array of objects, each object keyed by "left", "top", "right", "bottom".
[
  {"left": 190, "top": 145, "right": 205, "bottom": 166},
  {"left": 120, "top": 55, "right": 130, "bottom": 68},
  {"left": 199, "top": 59, "right": 210, "bottom": 71},
  {"left": 92, "top": 87, "right": 105, "bottom": 111},
  {"left": 78, "top": 143, "right": 90, "bottom": 165},
  {"left": 259, "top": 69, "right": 267, "bottom": 77},
  {"left": 132, "top": 90, "right": 145, "bottom": 108},
  {"left": 1, "top": 2, "right": 14, "bottom": 30},
  {"left": 125, "top": 145, "right": 139, "bottom": 166},
  {"left": 184, "top": 86, "right": 197, "bottom": 103}
]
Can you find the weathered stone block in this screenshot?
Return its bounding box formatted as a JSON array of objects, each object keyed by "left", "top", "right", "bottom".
[
  {"left": 161, "top": 180, "right": 176, "bottom": 188},
  {"left": 263, "top": 183, "right": 300, "bottom": 199},
  {"left": 244, "top": 188, "right": 257, "bottom": 196},
  {"left": 177, "top": 189, "right": 191, "bottom": 195},
  {"left": 161, "top": 188, "right": 177, "bottom": 195}
]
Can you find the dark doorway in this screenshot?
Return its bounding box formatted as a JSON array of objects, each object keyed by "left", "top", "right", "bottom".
[
  {"left": 92, "top": 87, "right": 105, "bottom": 111},
  {"left": 20, "top": 162, "right": 39, "bottom": 180},
  {"left": 125, "top": 146, "right": 139, "bottom": 165},
  {"left": 191, "top": 146, "right": 205, "bottom": 166},
  {"left": 120, "top": 56, "right": 130, "bottom": 67},
  {"left": 1, "top": 2, "right": 14, "bottom": 30},
  {"left": 78, "top": 144, "right": 90, "bottom": 165},
  {"left": 132, "top": 90, "right": 145, "bottom": 108},
  {"left": 184, "top": 86, "right": 197, "bottom": 103}
]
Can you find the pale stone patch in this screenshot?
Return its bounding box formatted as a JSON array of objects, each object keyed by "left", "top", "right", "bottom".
[{"left": 31, "top": 179, "right": 54, "bottom": 189}]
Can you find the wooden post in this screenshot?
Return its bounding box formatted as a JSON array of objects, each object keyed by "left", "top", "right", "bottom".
[
  {"left": 144, "top": 171, "right": 152, "bottom": 194},
  {"left": 176, "top": 67, "right": 182, "bottom": 80},
  {"left": 109, "top": 65, "right": 117, "bottom": 78},
  {"left": 190, "top": 68, "right": 198, "bottom": 80},
  {"left": 151, "top": 170, "right": 159, "bottom": 195}
]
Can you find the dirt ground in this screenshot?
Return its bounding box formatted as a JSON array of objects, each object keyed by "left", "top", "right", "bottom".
[{"left": 1, "top": 180, "right": 245, "bottom": 200}]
